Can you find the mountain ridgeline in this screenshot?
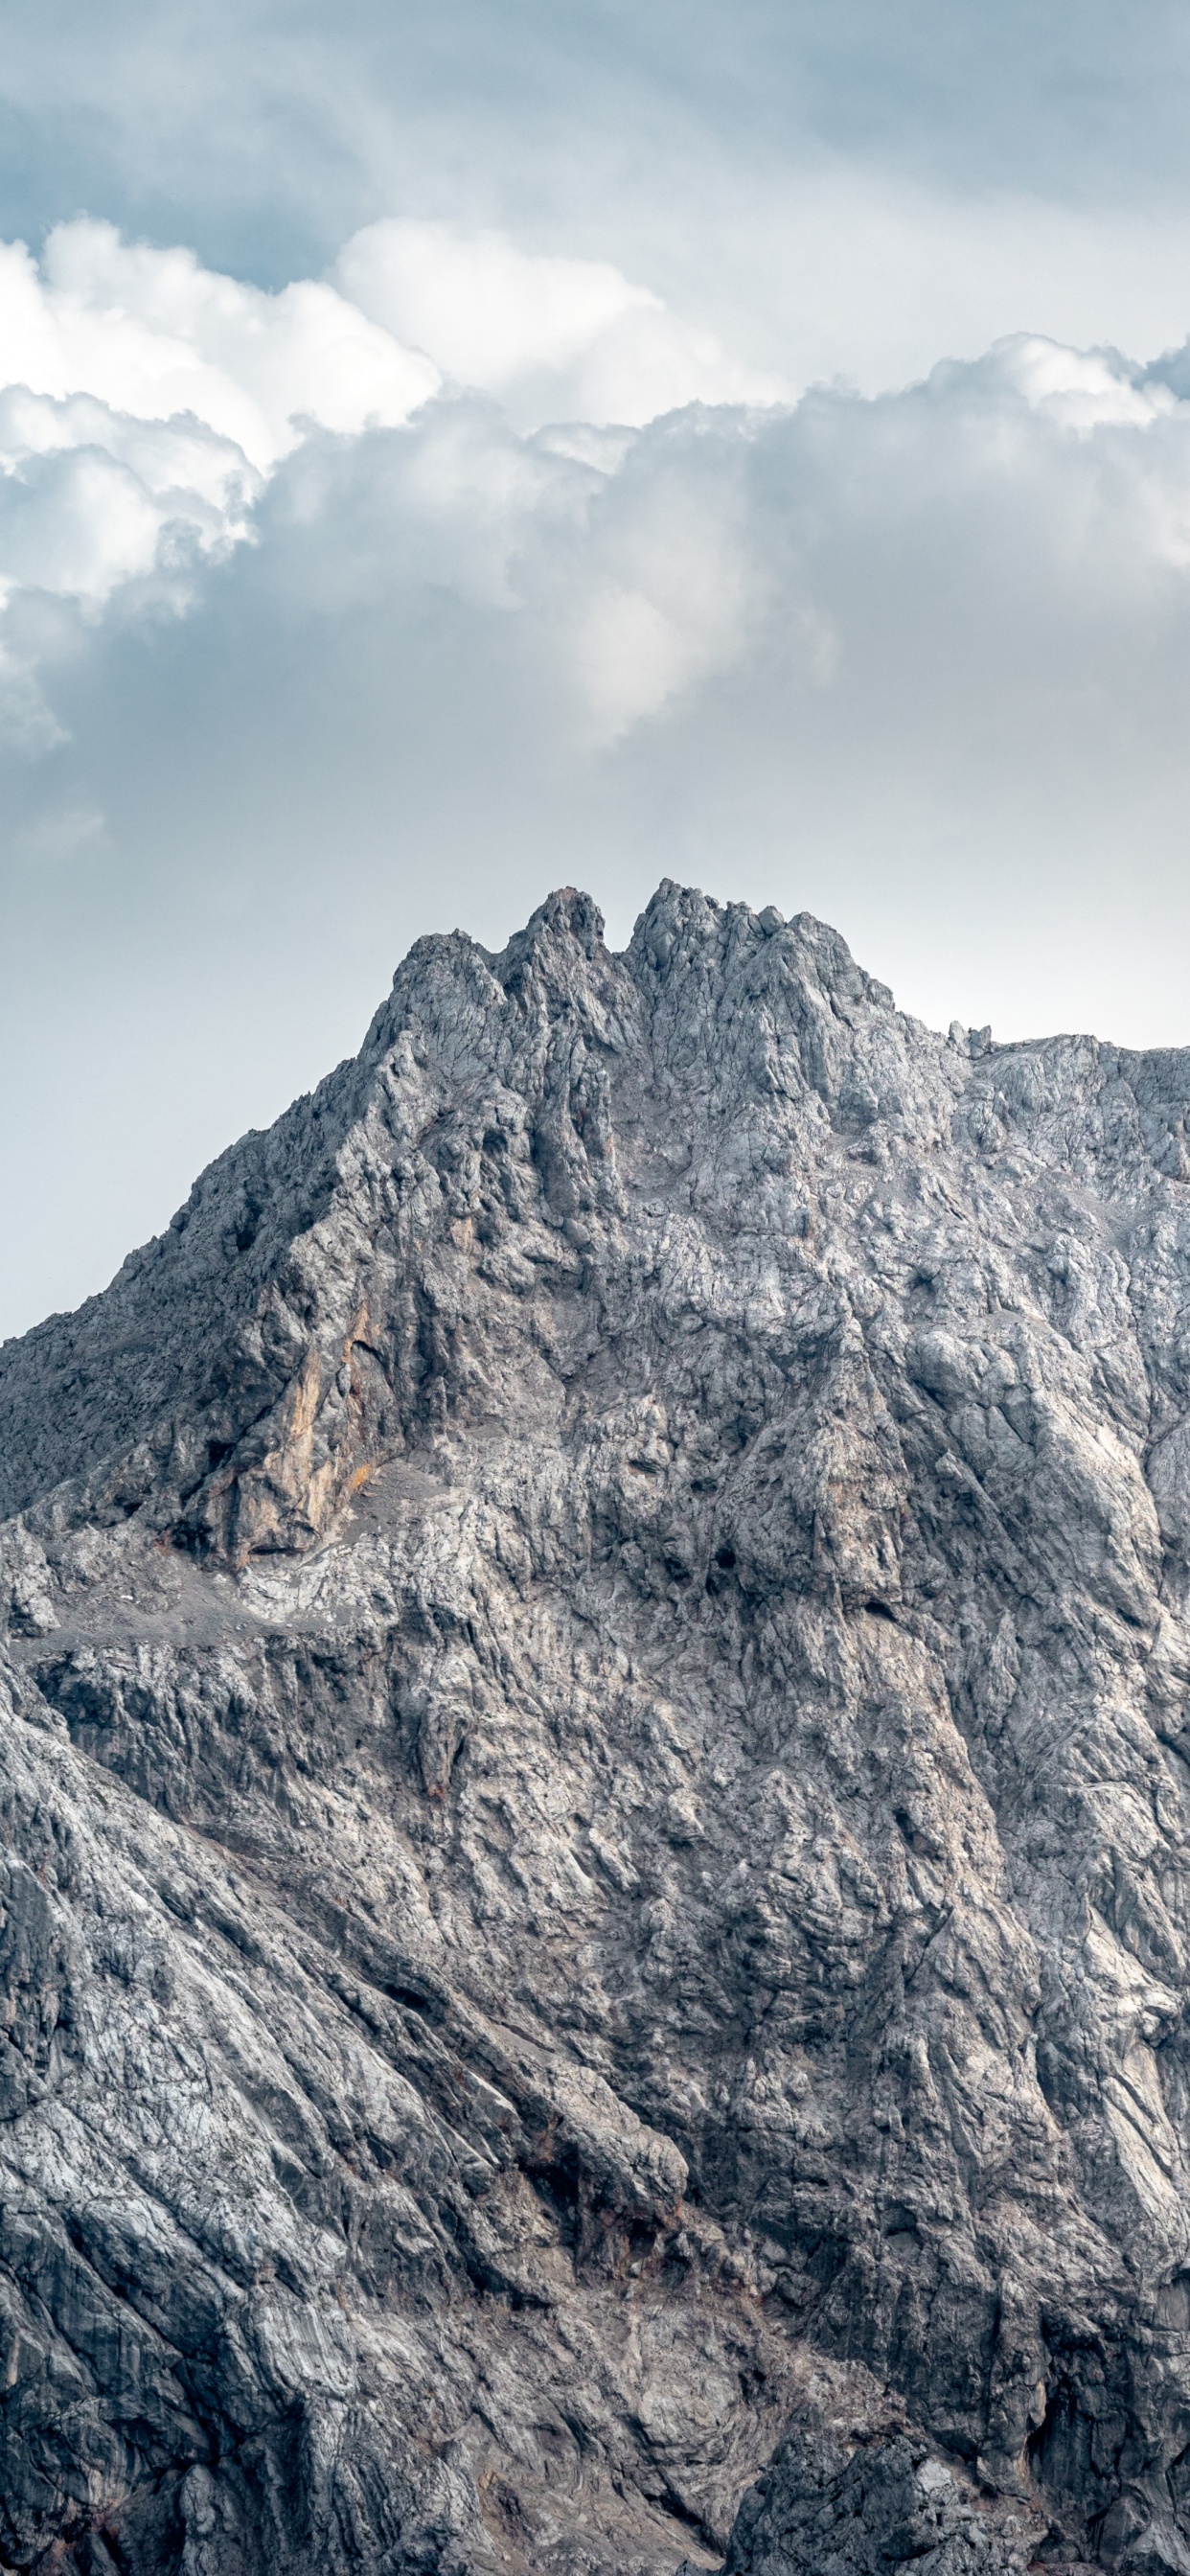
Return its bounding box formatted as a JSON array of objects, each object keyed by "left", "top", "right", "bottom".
[{"left": 3, "top": 882, "right": 1190, "bottom": 2575}]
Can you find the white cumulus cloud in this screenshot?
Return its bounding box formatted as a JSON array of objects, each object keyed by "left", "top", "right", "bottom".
[
  {"left": 0, "top": 221, "right": 440, "bottom": 467},
  {"left": 224, "top": 327, "right": 1190, "bottom": 753},
  {"left": 5, "top": 213, "right": 1190, "bottom": 766},
  {"left": 0, "top": 387, "right": 257, "bottom": 608},
  {"left": 0, "top": 215, "right": 788, "bottom": 740},
  {"left": 335, "top": 218, "right": 784, "bottom": 427}
]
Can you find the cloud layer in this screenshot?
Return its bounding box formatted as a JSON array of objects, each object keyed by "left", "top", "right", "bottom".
[
  {"left": 0, "top": 215, "right": 783, "bottom": 746},
  {"left": 5, "top": 222, "right": 1190, "bottom": 756}
]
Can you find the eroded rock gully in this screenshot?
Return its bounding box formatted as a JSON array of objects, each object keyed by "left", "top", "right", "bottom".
[{"left": 2, "top": 882, "right": 1190, "bottom": 2572}]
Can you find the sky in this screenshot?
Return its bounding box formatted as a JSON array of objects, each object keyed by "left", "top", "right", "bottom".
[{"left": 6, "top": 2, "right": 1190, "bottom": 1338}]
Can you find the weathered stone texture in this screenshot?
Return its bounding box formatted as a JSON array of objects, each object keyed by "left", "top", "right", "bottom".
[{"left": 3, "top": 880, "right": 1190, "bottom": 2571}]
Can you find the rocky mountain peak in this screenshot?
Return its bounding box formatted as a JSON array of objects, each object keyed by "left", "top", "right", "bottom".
[
  {"left": 0, "top": 878, "right": 922, "bottom": 1563},
  {"left": 2, "top": 884, "right": 1190, "bottom": 2574}
]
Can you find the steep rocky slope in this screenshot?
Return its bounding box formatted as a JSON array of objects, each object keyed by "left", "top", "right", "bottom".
[{"left": 3, "top": 881, "right": 1190, "bottom": 2574}]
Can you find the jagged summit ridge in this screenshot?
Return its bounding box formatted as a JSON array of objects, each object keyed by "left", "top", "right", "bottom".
[
  {"left": 2, "top": 882, "right": 1190, "bottom": 2573},
  {"left": 0, "top": 882, "right": 911, "bottom": 1545},
  {"left": 3, "top": 879, "right": 1185, "bottom": 1553}
]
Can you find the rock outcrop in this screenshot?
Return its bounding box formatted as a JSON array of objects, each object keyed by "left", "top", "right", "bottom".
[{"left": 3, "top": 880, "right": 1190, "bottom": 2573}]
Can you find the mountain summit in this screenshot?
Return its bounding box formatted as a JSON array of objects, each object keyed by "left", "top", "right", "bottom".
[{"left": 3, "top": 882, "right": 1190, "bottom": 2574}]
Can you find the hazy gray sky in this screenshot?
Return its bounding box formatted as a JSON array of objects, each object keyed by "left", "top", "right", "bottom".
[{"left": 6, "top": 1, "right": 1190, "bottom": 1338}]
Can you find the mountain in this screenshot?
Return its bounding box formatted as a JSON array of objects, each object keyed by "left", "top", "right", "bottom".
[{"left": 3, "top": 880, "right": 1190, "bottom": 2576}]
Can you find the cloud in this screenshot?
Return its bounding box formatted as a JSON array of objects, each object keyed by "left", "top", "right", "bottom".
[
  {"left": 0, "top": 389, "right": 256, "bottom": 608},
  {"left": 225, "top": 326, "right": 1190, "bottom": 750},
  {"left": 2, "top": 222, "right": 440, "bottom": 467},
  {"left": 0, "top": 215, "right": 784, "bottom": 733},
  {"left": 336, "top": 219, "right": 783, "bottom": 427},
  {"left": 6, "top": 224, "right": 1190, "bottom": 784},
  {"left": 0, "top": 218, "right": 439, "bottom": 728},
  {"left": 2, "top": 203, "right": 1189, "bottom": 751}
]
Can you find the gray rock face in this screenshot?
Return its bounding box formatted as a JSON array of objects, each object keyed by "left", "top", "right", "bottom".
[
  {"left": 712, "top": 2400, "right": 1042, "bottom": 2576},
  {"left": 3, "top": 880, "right": 1190, "bottom": 2572}
]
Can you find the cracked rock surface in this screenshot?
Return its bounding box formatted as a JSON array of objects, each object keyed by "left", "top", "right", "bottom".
[{"left": 3, "top": 880, "right": 1190, "bottom": 2571}]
